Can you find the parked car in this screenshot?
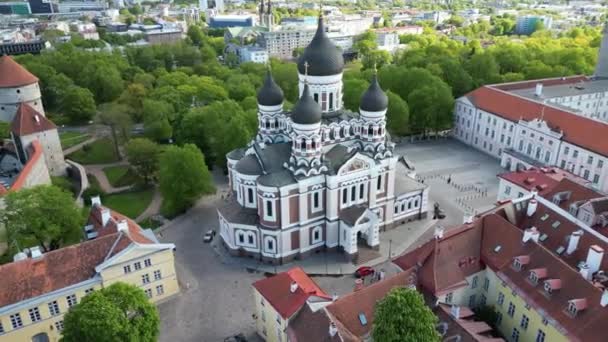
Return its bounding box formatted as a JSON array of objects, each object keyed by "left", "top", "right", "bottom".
[
  {"left": 355, "top": 266, "right": 375, "bottom": 278},
  {"left": 203, "top": 230, "right": 215, "bottom": 243}
]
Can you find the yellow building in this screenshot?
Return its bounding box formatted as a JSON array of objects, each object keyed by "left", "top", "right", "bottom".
[
  {"left": 0, "top": 197, "right": 179, "bottom": 342},
  {"left": 252, "top": 267, "right": 332, "bottom": 342},
  {"left": 394, "top": 194, "right": 608, "bottom": 342}
]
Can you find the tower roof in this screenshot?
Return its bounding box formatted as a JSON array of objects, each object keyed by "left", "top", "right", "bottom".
[
  {"left": 297, "top": 16, "right": 344, "bottom": 76},
  {"left": 11, "top": 103, "right": 56, "bottom": 136},
  {"left": 291, "top": 83, "right": 321, "bottom": 125},
  {"left": 360, "top": 74, "right": 388, "bottom": 112},
  {"left": 0, "top": 55, "right": 39, "bottom": 88},
  {"left": 257, "top": 70, "right": 284, "bottom": 106},
  {"left": 594, "top": 21, "right": 608, "bottom": 79}
]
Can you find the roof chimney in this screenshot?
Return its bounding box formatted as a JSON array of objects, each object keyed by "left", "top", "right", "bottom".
[
  {"left": 523, "top": 227, "right": 540, "bottom": 243},
  {"left": 463, "top": 213, "right": 474, "bottom": 224},
  {"left": 329, "top": 322, "right": 338, "bottom": 337},
  {"left": 354, "top": 278, "right": 363, "bottom": 292},
  {"left": 30, "top": 246, "right": 43, "bottom": 259},
  {"left": 101, "top": 208, "right": 111, "bottom": 227},
  {"left": 116, "top": 219, "right": 129, "bottom": 233},
  {"left": 580, "top": 262, "right": 591, "bottom": 280},
  {"left": 450, "top": 305, "right": 461, "bottom": 319},
  {"left": 567, "top": 230, "right": 583, "bottom": 255},
  {"left": 13, "top": 251, "right": 27, "bottom": 262},
  {"left": 91, "top": 196, "right": 101, "bottom": 207},
  {"left": 434, "top": 226, "right": 444, "bottom": 239},
  {"left": 535, "top": 83, "right": 543, "bottom": 97},
  {"left": 601, "top": 290, "right": 608, "bottom": 307},
  {"left": 586, "top": 245, "right": 604, "bottom": 275},
  {"left": 290, "top": 281, "right": 298, "bottom": 293},
  {"left": 527, "top": 199, "right": 538, "bottom": 217}
]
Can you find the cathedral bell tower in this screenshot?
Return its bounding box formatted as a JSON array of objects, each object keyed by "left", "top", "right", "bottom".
[
  {"left": 359, "top": 70, "right": 390, "bottom": 159},
  {"left": 256, "top": 69, "right": 284, "bottom": 144}
]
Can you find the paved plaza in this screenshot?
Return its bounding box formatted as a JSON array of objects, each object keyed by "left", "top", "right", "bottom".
[{"left": 157, "top": 138, "right": 505, "bottom": 342}]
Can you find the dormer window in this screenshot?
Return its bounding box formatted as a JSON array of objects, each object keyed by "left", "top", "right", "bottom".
[
  {"left": 513, "top": 259, "right": 522, "bottom": 271},
  {"left": 544, "top": 282, "right": 552, "bottom": 294},
  {"left": 567, "top": 302, "right": 577, "bottom": 316},
  {"left": 529, "top": 271, "right": 538, "bottom": 284}
]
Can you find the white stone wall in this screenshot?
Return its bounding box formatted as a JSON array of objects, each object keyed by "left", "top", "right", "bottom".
[
  {"left": 0, "top": 83, "right": 44, "bottom": 122},
  {"left": 547, "top": 91, "right": 608, "bottom": 122},
  {"left": 298, "top": 73, "right": 343, "bottom": 112},
  {"left": 556, "top": 141, "right": 608, "bottom": 192},
  {"left": 19, "top": 129, "right": 66, "bottom": 176},
  {"left": 497, "top": 178, "right": 531, "bottom": 202}
]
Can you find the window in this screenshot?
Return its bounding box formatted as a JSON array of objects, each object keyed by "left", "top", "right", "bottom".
[
  {"left": 313, "top": 192, "right": 320, "bottom": 209},
  {"left": 536, "top": 330, "right": 546, "bottom": 342},
  {"left": 483, "top": 277, "right": 490, "bottom": 291},
  {"left": 248, "top": 188, "right": 254, "bottom": 204},
  {"left": 513, "top": 258, "right": 522, "bottom": 270},
  {"left": 512, "top": 328, "right": 520, "bottom": 342},
  {"left": 85, "top": 288, "right": 94, "bottom": 295},
  {"left": 266, "top": 200, "right": 273, "bottom": 217},
  {"left": 594, "top": 174, "right": 600, "bottom": 184},
  {"left": 66, "top": 294, "right": 77, "bottom": 307},
  {"left": 55, "top": 320, "right": 64, "bottom": 332},
  {"left": 156, "top": 285, "right": 164, "bottom": 296},
  {"left": 567, "top": 302, "right": 578, "bottom": 316},
  {"left": 498, "top": 292, "right": 505, "bottom": 306},
  {"left": 573, "top": 150, "right": 579, "bottom": 157},
  {"left": 508, "top": 302, "right": 516, "bottom": 317},
  {"left": 10, "top": 313, "right": 23, "bottom": 329},
  {"left": 529, "top": 271, "right": 538, "bottom": 284},
  {"left": 584, "top": 170, "right": 590, "bottom": 180},
  {"left": 599, "top": 160, "right": 604, "bottom": 168},
  {"left": 468, "top": 294, "right": 476, "bottom": 307},
  {"left": 142, "top": 274, "right": 150, "bottom": 284},
  {"left": 359, "top": 183, "right": 364, "bottom": 200},
  {"left": 496, "top": 312, "right": 503, "bottom": 326},
  {"left": 144, "top": 258, "right": 152, "bottom": 267},
  {"left": 351, "top": 186, "right": 356, "bottom": 201},
  {"left": 154, "top": 270, "right": 162, "bottom": 280},
  {"left": 445, "top": 292, "right": 453, "bottom": 304},
  {"left": 28, "top": 307, "right": 41, "bottom": 322},
  {"left": 248, "top": 235, "right": 254, "bottom": 245},
  {"left": 145, "top": 288, "right": 152, "bottom": 298},
  {"left": 124, "top": 265, "right": 132, "bottom": 274},
  {"left": 48, "top": 301, "right": 60, "bottom": 316},
  {"left": 471, "top": 276, "right": 478, "bottom": 289},
  {"left": 564, "top": 146, "right": 569, "bottom": 155},
  {"left": 342, "top": 189, "right": 347, "bottom": 204},
  {"left": 238, "top": 232, "right": 244, "bottom": 244},
  {"left": 266, "top": 239, "right": 274, "bottom": 251},
  {"left": 520, "top": 314, "right": 529, "bottom": 330},
  {"left": 377, "top": 175, "right": 382, "bottom": 190},
  {"left": 134, "top": 262, "right": 141, "bottom": 270},
  {"left": 0, "top": 321, "right": 3, "bottom": 334},
  {"left": 588, "top": 156, "right": 594, "bottom": 164},
  {"left": 276, "top": 314, "right": 281, "bottom": 324}
]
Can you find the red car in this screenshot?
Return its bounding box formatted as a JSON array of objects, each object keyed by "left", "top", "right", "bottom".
[{"left": 355, "top": 266, "right": 375, "bottom": 278}]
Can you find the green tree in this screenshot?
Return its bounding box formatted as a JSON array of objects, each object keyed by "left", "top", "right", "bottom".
[
  {"left": 98, "top": 102, "right": 133, "bottom": 158},
  {"left": 1, "top": 185, "right": 84, "bottom": 252},
  {"left": 143, "top": 99, "right": 173, "bottom": 142},
  {"left": 81, "top": 61, "right": 125, "bottom": 103},
  {"left": 159, "top": 144, "right": 215, "bottom": 215},
  {"left": 125, "top": 138, "right": 159, "bottom": 183},
  {"left": 343, "top": 79, "right": 369, "bottom": 112},
  {"left": 407, "top": 81, "right": 453, "bottom": 134},
  {"left": 61, "top": 86, "right": 97, "bottom": 123},
  {"left": 372, "top": 288, "right": 440, "bottom": 342},
  {"left": 386, "top": 91, "right": 409, "bottom": 136},
  {"left": 62, "top": 282, "right": 160, "bottom": 342},
  {"left": 118, "top": 83, "right": 147, "bottom": 121}
]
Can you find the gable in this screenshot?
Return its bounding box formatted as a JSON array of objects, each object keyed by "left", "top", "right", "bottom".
[{"left": 337, "top": 153, "right": 375, "bottom": 177}]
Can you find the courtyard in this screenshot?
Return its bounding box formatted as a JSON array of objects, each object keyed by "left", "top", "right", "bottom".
[{"left": 156, "top": 138, "right": 505, "bottom": 342}]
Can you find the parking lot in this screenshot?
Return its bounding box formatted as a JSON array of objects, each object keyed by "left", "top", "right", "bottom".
[{"left": 156, "top": 138, "right": 505, "bottom": 342}]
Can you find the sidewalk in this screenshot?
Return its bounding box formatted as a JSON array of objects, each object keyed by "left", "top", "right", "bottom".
[
  {"left": 85, "top": 161, "right": 132, "bottom": 194},
  {"left": 63, "top": 136, "right": 98, "bottom": 155},
  {"left": 210, "top": 217, "right": 438, "bottom": 276},
  {"left": 136, "top": 188, "right": 162, "bottom": 222}
]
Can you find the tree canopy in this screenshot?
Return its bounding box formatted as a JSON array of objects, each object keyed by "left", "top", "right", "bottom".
[
  {"left": 61, "top": 282, "right": 160, "bottom": 342},
  {"left": 1, "top": 185, "right": 84, "bottom": 253},
  {"left": 372, "top": 288, "right": 440, "bottom": 342}
]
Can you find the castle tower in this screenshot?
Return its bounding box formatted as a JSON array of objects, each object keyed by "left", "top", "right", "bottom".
[
  {"left": 296, "top": 13, "right": 344, "bottom": 113},
  {"left": 288, "top": 81, "right": 327, "bottom": 177},
  {"left": 359, "top": 72, "right": 389, "bottom": 158},
  {"left": 595, "top": 21, "right": 608, "bottom": 79},
  {"left": 256, "top": 70, "right": 284, "bottom": 144},
  {"left": 10, "top": 103, "right": 66, "bottom": 176},
  {"left": 0, "top": 55, "right": 44, "bottom": 122}
]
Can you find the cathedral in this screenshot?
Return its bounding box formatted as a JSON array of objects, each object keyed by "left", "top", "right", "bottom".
[{"left": 218, "top": 14, "right": 428, "bottom": 264}]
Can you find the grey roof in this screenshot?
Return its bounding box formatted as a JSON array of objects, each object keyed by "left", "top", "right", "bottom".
[
  {"left": 595, "top": 21, "right": 608, "bottom": 79},
  {"left": 218, "top": 198, "right": 259, "bottom": 226},
  {"left": 590, "top": 197, "right": 608, "bottom": 213},
  {"left": 321, "top": 108, "right": 359, "bottom": 122},
  {"left": 324, "top": 144, "right": 356, "bottom": 174},
  {"left": 510, "top": 78, "right": 608, "bottom": 100},
  {"left": 227, "top": 147, "right": 246, "bottom": 161},
  {"left": 394, "top": 163, "right": 426, "bottom": 195},
  {"left": 297, "top": 16, "right": 344, "bottom": 77},
  {"left": 255, "top": 142, "right": 292, "bottom": 173},
  {"left": 235, "top": 154, "right": 263, "bottom": 175},
  {"left": 257, "top": 70, "right": 284, "bottom": 106},
  {"left": 360, "top": 74, "right": 388, "bottom": 112},
  {"left": 339, "top": 205, "right": 368, "bottom": 226},
  {"left": 257, "top": 169, "right": 296, "bottom": 187},
  {"left": 292, "top": 83, "right": 322, "bottom": 125}
]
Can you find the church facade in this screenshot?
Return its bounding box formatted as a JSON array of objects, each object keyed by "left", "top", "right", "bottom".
[{"left": 218, "top": 15, "right": 428, "bottom": 264}]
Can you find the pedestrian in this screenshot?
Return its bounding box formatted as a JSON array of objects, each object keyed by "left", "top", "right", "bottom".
[{"left": 447, "top": 175, "right": 452, "bottom": 184}]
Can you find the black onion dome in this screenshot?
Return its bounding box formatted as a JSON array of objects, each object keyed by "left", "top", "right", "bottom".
[
  {"left": 297, "top": 16, "right": 344, "bottom": 76},
  {"left": 291, "top": 83, "right": 322, "bottom": 125},
  {"left": 360, "top": 74, "right": 388, "bottom": 112},
  {"left": 257, "top": 70, "right": 284, "bottom": 106}
]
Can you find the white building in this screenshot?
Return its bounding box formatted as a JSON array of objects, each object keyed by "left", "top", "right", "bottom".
[
  {"left": 239, "top": 46, "right": 268, "bottom": 64},
  {"left": 219, "top": 15, "right": 428, "bottom": 264},
  {"left": 452, "top": 22, "right": 608, "bottom": 194}
]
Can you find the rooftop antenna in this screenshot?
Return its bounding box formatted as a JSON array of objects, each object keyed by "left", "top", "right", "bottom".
[{"left": 304, "top": 60, "right": 309, "bottom": 82}]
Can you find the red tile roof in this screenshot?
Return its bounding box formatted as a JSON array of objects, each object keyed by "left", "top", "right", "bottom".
[
  {"left": 467, "top": 86, "right": 608, "bottom": 156},
  {"left": 498, "top": 167, "right": 588, "bottom": 197},
  {"left": 87, "top": 204, "right": 154, "bottom": 245},
  {"left": 8, "top": 140, "right": 44, "bottom": 192},
  {"left": 11, "top": 103, "right": 56, "bottom": 136},
  {"left": 542, "top": 178, "right": 603, "bottom": 211},
  {"left": 436, "top": 304, "right": 505, "bottom": 342},
  {"left": 253, "top": 267, "right": 331, "bottom": 319},
  {"left": 0, "top": 233, "right": 131, "bottom": 308},
  {"left": 491, "top": 76, "right": 588, "bottom": 91},
  {"left": 0, "top": 55, "right": 39, "bottom": 88}
]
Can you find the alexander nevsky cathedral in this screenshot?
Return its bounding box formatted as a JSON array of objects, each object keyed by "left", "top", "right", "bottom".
[{"left": 218, "top": 14, "right": 429, "bottom": 264}]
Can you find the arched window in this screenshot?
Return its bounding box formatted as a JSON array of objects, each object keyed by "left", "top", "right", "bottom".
[
  {"left": 414, "top": 199, "right": 419, "bottom": 207},
  {"left": 301, "top": 140, "right": 307, "bottom": 150},
  {"left": 368, "top": 126, "right": 374, "bottom": 136},
  {"left": 329, "top": 93, "right": 334, "bottom": 110},
  {"left": 311, "top": 140, "right": 316, "bottom": 149},
  {"left": 408, "top": 201, "right": 412, "bottom": 209},
  {"left": 401, "top": 203, "right": 405, "bottom": 212},
  {"left": 265, "top": 120, "right": 270, "bottom": 129},
  {"left": 329, "top": 129, "right": 335, "bottom": 140}
]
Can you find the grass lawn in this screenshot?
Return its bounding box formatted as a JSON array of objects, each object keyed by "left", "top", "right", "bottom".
[
  {"left": 103, "top": 165, "right": 140, "bottom": 188},
  {"left": 103, "top": 188, "right": 154, "bottom": 219},
  {"left": 67, "top": 138, "right": 120, "bottom": 165},
  {"left": 59, "top": 132, "right": 91, "bottom": 150},
  {"left": 138, "top": 217, "right": 163, "bottom": 230}
]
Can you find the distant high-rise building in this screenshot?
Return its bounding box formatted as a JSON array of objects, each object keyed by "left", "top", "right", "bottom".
[
  {"left": 515, "top": 15, "right": 552, "bottom": 35},
  {"left": 214, "top": 0, "right": 223, "bottom": 12},
  {"left": 199, "top": 0, "right": 207, "bottom": 10}
]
